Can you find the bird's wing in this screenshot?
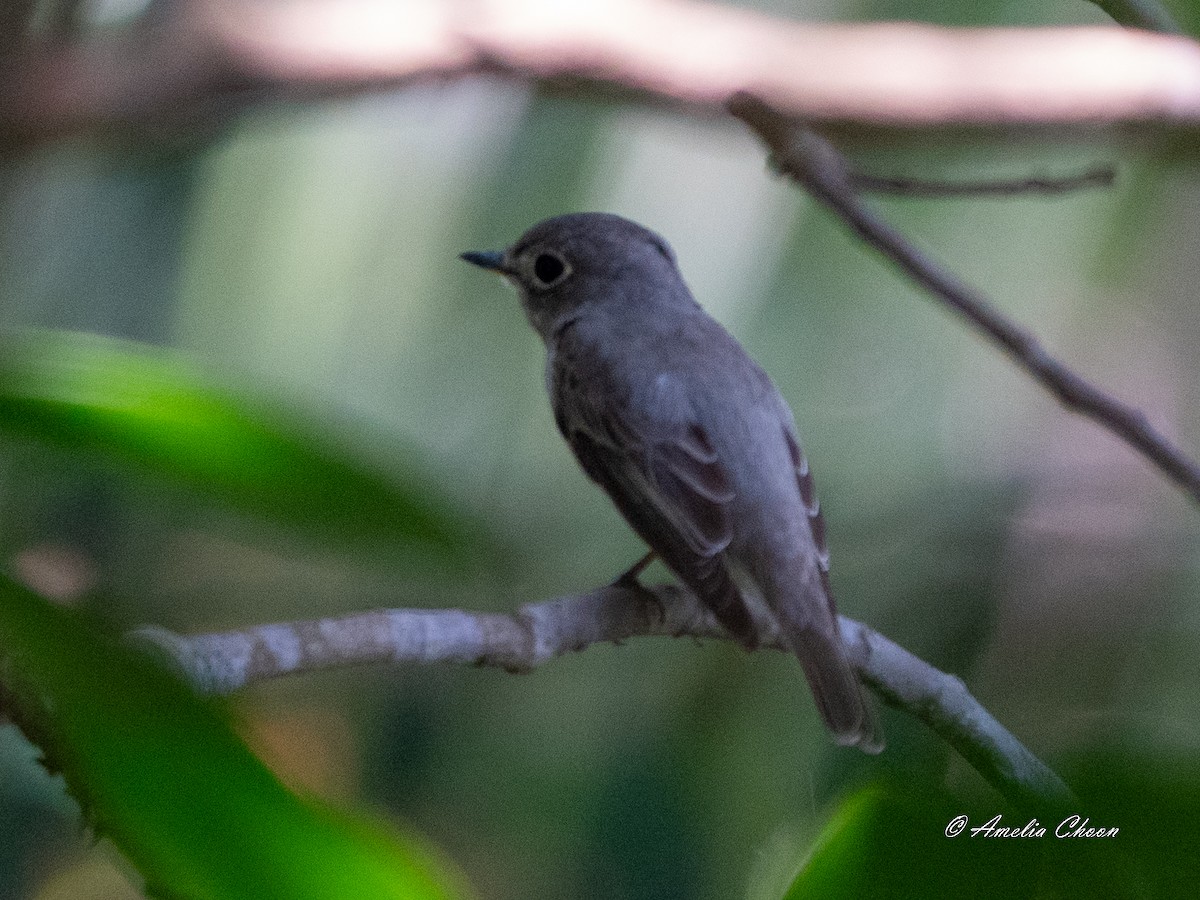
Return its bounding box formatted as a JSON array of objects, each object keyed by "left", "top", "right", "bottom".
[
  {"left": 781, "top": 424, "right": 837, "bottom": 616},
  {"left": 778, "top": 416, "right": 883, "bottom": 751},
  {"left": 550, "top": 332, "right": 755, "bottom": 644}
]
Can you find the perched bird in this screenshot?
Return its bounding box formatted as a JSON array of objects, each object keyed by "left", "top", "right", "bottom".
[{"left": 462, "top": 213, "right": 881, "bottom": 752}]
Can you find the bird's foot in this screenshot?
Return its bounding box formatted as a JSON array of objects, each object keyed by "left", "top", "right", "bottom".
[{"left": 611, "top": 550, "right": 656, "bottom": 589}]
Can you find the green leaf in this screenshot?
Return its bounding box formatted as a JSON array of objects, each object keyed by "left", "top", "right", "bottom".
[
  {"left": 783, "top": 785, "right": 1040, "bottom": 900},
  {"left": 784, "top": 781, "right": 1164, "bottom": 898},
  {"left": 0, "top": 573, "right": 470, "bottom": 900},
  {"left": 0, "top": 330, "right": 480, "bottom": 556}
]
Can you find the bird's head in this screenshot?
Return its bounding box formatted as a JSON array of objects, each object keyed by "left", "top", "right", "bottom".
[{"left": 461, "top": 212, "right": 682, "bottom": 340}]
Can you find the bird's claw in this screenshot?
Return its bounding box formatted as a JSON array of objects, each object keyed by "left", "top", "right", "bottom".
[{"left": 611, "top": 550, "right": 656, "bottom": 589}]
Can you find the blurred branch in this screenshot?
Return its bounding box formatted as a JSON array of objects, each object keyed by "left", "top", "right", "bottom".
[
  {"left": 849, "top": 165, "right": 1116, "bottom": 197},
  {"left": 729, "top": 93, "right": 1200, "bottom": 508},
  {"left": 44, "top": 0, "right": 90, "bottom": 39},
  {"left": 132, "top": 582, "right": 1076, "bottom": 815},
  {"left": 5, "top": 0, "right": 1200, "bottom": 152},
  {"left": 0, "top": 0, "right": 38, "bottom": 60},
  {"left": 1087, "top": 0, "right": 1183, "bottom": 34}
]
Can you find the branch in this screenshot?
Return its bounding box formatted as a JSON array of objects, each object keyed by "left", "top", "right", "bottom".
[
  {"left": 0, "top": 0, "right": 38, "bottom": 60},
  {"left": 1087, "top": 0, "right": 1183, "bottom": 34},
  {"left": 5, "top": 0, "right": 1200, "bottom": 151},
  {"left": 849, "top": 165, "right": 1116, "bottom": 197},
  {"left": 728, "top": 93, "right": 1200, "bottom": 507},
  {"left": 131, "top": 582, "right": 1075, "bottom": 816}
]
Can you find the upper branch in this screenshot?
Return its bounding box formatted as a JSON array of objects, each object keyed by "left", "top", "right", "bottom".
[
  {"left": 849, "top": 165, "right": 1116, "bottom": 197},
  {"left": 4, "top": 0, "right": 1200, "bottom": 151},
  {"left": 729, "top": 93, "right": 1200, "bottom": 507}
]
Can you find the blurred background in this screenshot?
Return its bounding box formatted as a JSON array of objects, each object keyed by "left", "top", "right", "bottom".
[{"left": 3, "top": 0, "right": 1200, "bottom": 897}]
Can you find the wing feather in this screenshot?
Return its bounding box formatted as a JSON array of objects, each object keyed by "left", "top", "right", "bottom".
[
  {"left": 782, "top": 426, "right": 836, "bottom": 610},
  {"left": 551, "top": 333, "right": 753, "bottom": 644}
]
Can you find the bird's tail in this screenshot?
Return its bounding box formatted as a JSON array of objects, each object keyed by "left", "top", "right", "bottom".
[
  {"left": 785, "top": 619, "right": 883, "bottom": 754},
  {"left": 735, "top": 554, "right": 883, "bottom": 752},
  {"left": 761, "top": 560, "right": 882, "bottom": 753}
]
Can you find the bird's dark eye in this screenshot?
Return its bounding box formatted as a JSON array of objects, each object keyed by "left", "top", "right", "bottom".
[{"left": 533, "top": 252, "right": 567, "bottom": 286}]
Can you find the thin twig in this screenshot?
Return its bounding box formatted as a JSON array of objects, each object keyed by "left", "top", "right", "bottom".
[
  {"left": 130, "top": 582, "right": 1075, "bottom": 816},
  {"left": 728, "top": 92, "right": 1200, "bottom": 507},
  {"left": 1087, "top": 0, "right": 1183, "bottom": 34},
  {"left": 850, "top": 165, "right": 1116, "bottom": 197}
]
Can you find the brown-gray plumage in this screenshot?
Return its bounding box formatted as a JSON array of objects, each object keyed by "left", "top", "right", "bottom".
[{"left": 462, "top": 213, "right": 881, "bottom": 752}]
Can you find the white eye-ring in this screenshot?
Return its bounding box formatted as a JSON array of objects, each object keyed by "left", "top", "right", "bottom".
[{"left": 528, "top": 250, "right": 571, "bottom": 288}]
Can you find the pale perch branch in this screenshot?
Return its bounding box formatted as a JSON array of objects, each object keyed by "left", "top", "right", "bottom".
[{"left": 132, "top": 582, "right": 1075, "bottom": 815}]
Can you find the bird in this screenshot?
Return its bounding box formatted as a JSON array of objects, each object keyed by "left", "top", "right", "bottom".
[{"left": 462, "top": 212, "right": 881, "bottom": 753}]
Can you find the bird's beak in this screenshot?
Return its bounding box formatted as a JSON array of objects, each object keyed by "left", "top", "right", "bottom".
[{"left": 460, "top": 249, "right": 510, "bottom": 275}]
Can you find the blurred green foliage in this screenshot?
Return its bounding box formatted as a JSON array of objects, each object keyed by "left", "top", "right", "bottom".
[
  {"left": 0, "top": 329, "right": 484, "bottom": 557},
  {"left": 2, "top": 0, "right": 1200, "bottom": 898},
  {"left": 0, "top": 572, "right": 467, "bottom": 900},
  {"left": 784, "top": 786, "right": 1037, "bottom": 899}
]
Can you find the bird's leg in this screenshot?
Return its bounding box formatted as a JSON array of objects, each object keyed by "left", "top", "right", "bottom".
[
  {"left": 610, "top": 550, "right": 667, "bottom": 634},
  {"left": 611, "top": 550, "right": 657, "bottom": 588}
]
